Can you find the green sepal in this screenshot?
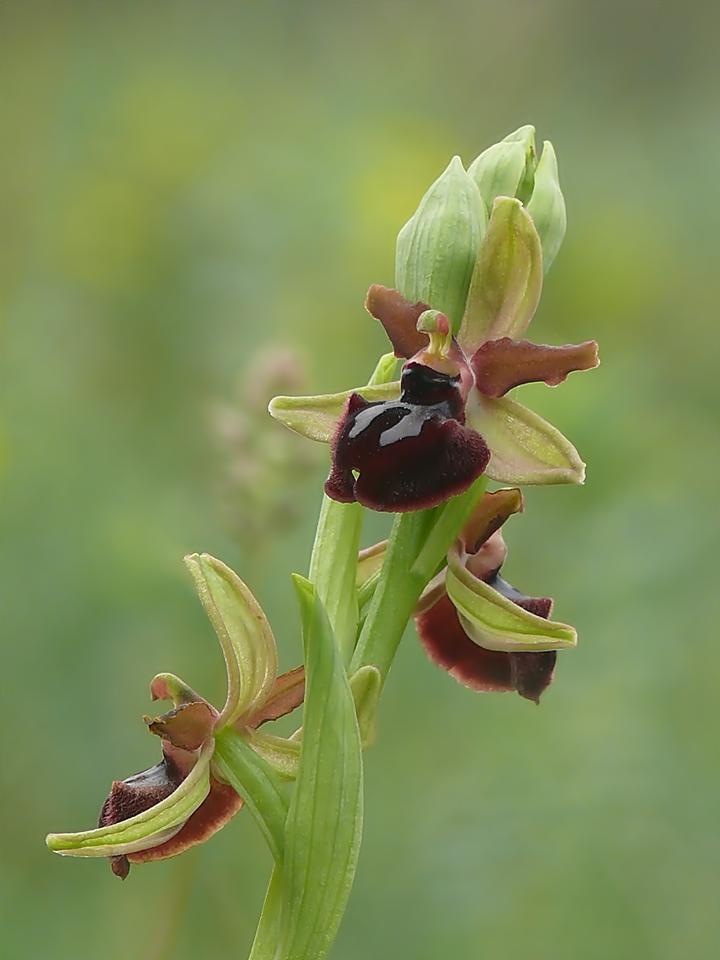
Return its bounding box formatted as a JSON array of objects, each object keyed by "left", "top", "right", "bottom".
[
  {"left": 213, "top": 727, "right": 289, "bottom": 864},
  {"left": 396, "top": 156, "right": 485, "bottom": 334},
  {"left": 349, "top": 665, "right": 382, "bottom": 750},
  {"left": 458, "top": 197, "right": 543, "bottom": 354},
  {"left": 465, "top": 392, "right": 586, "bottom": 485},
  {"left": 184, "top": 554, "right": 277, "bottom": 727},
  {"left": 277, "top": 576, "right": 363, "bottom": 960},
  {"left": 46, "top": 740, "right": 213, "bottom": 858},
  {"left": 245, "top": 728, "right": 301, "bottom": 781},
  {"left": 468, "top": 125, "right": 537, "bottom": 215},
  {"left": 269, "top": 381, "right": 401, "bottom": 443},
  {"left": 446, "top": 545, "right": 577, "bottom": 651},
  {"left": 526, "top": 140, "right": 567, "bottom": 273}
]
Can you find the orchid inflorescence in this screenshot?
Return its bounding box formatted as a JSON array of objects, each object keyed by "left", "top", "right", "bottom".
[{"left": 47, "top": 126, "right": 598, "bottom": 960}]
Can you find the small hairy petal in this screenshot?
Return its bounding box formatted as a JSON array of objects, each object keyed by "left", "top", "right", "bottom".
[
  {"left": 461, "top": 488, "right": 524, "bottom": 554},
  {"left": 471, "top": 337, "right": 599, "bottom": 397},
  {"left": 146, "top": 701, "right": 217, "bottom": 751},
  {"left": 247, "top": 666, "right": 305, "bottom": 729},
  {"left": 365, "top": 284, "right": 430, "bottom": 358}
]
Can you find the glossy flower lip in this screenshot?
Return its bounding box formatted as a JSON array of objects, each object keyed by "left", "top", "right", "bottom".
[
  {"left": 324, "top": 359, "right": 490, "bottom": 512},
  {"left": 270, "top": 197, "right": 598, "bottom": 492}
]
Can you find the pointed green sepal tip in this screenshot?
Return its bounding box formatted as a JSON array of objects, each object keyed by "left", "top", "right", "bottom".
[
  {"left": 459, "top": 197, "right": 543, "bottom": 353},
  {"left": 465, "top": 392, "right": 586, "bottom": 486},
  {"left": 396, "top": 155, "right": 485, "bottom": 334},
  {"left": 468, "top": 124, "right": 537, "bottom": 214},
  {"left": 446, "top": 546, "right": 577, "bottom": 652},
  {"left": 46, "top": 740, "right": 214, "bottom": 859},
  {"left": 268, "top": 381, "right": 401, "bottom": 444},
  {"left": 184, "top": 553, "right": 277, "bottom": 728},
  {"left": 526, "top": 140, "right": 566, "bottom": 273}
]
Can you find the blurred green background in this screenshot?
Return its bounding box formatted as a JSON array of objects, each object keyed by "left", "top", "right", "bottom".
[{"left": 2, "top": 2, "right": 718, "bottom": 958}]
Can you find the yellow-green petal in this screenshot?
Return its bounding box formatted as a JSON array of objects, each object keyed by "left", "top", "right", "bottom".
[
  {"left": 458, "top": 197, "right": 543, "bottom": 354},
  {"left": 446, "top": 547, "right": 576, "bottom": 652},
  {"left": 269, "top": 382, "right": 401, "bottom": 443},
  {"left": 185, "top": 554, "right": 278, "bottom": 726},
  {"left": 46, "top": 740, "right": 213, "bottom": 858}
]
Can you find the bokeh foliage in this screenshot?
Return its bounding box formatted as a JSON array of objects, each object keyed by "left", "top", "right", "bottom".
[{"left": 1, "top": 2, "right": 718, "bottom": 958}]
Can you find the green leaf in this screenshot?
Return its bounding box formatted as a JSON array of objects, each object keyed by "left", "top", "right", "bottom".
[
  {"left": 396, "top": 156, "right": 485, "bottom": 333},
  {"left": 269, "top": 381, "right": 401, "bottom": 443},
  {"left": 458, "top": 197, "right": 543, "bottom": 354},
  {"left": 213, "top": 727, "right": 289, "bottom": 864},
  {"left": 526, "top": 140, "right": 567, "bottom": 273},
  {"left": 465, "top": 392, "right": 586, "bottom": 485},
  {"left": 46, "top": 741, "right": 213, "bottom": 858},
  {"left": 446, "top": 544, "right": 577, "bottom": 651},
  {"left": 184, "top": 554, "right": 277, "bottom": 727},
  {"left": 468, "top": 125, "right": 537, "bottom": 216},
  {"left": 276, "top": 576, "right": 363, "bottom": 960},
  {"left": 309, "top": 497, "right": 363, "bottom": 665}
]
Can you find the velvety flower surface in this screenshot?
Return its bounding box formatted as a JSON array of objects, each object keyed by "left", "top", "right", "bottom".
[
  {"left": 325, "top": 358, "right": 490, "bottom": 512},
  {"left": 413, "top": 488, "right": 576, "bottom": 702}
]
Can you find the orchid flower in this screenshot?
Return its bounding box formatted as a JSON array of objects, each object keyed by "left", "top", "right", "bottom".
[
  {"left": 269, "top": 154, "right": 598, "bottom": 511},
  {"left": 356, "top": 488, "right": 576, "bottom": 703},
  {"left": 46, "top": 554, "right": 304, "bottom": 878}
]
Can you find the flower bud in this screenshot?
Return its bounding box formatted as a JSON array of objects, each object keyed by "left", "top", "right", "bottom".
[
  {"left": 468, "top": 125, "right": 537, "bottom": 215},
  {"left": 526, "top": 140, "right": 567, "bottom": 272},
  {"left": 396, "top": 156, "right": 485, "bottom": 334}
]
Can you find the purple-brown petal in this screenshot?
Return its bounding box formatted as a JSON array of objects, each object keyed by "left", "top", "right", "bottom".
[
  {"left": 508, "top": 651, "right": 557, "bottom": 704},
  {"left": 97, "top": 751, "right": 188, "bottom": 879},
  {"left": 461, "top": 488, "right": 524, "bottom": 555},
  {"left": 247, "top": 665, "right": 305, "bottom": 729},
  {"left": 146, "top": 700, "right": 217, "bottom": 751},
  {"left": 471, "top": 337, "right": 599, "bottom": 397},
  {"left": 416, "top": 594, "right": 515, "bottom": 693},
  {"left": 325, "top": 363, "right": 490, "bottom": 513},
  {"left": 365, "top": 284, "right": 431, "bottom": 358}
]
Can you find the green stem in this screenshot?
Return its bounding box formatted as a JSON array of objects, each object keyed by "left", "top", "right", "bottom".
[
  {"left": 308, "top": 352, "right": 398, "bottom": 667},
  {"left": 309, "top": 497, "right": 363, "bottom": 665},
  {"left": 350, "top": 477, "right": 487, "bottom": 685},
  {"left": 213, "top": 728, "right": 289, "bottom": 864}
]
